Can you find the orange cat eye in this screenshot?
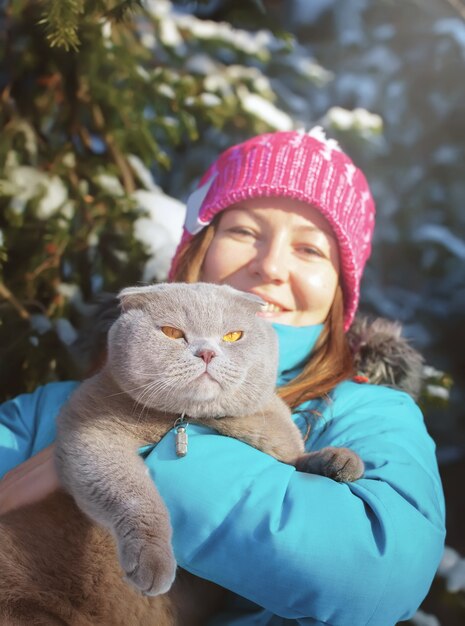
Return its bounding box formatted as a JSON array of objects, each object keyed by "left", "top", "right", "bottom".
[
  {"left": 161, "top": 326, "right": 185, "bottom": 340},
  {"left": 222, "top": 331, "right": 243, "bottom": 343}
]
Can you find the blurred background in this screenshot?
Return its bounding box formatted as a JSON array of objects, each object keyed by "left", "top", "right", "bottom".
[{"left": 0, "top": 1, "right": 464, "bottom": 623}]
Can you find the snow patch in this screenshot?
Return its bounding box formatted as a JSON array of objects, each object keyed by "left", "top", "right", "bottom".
[
  {"left": 410, "top": 609, "right": 441, "bottom": 626},
  {"left": 414, "top": 224, "right": 465, "bottom": 260},
  {"left": 132, "top": 189, "right": 186, "bottom": 281},
  {"left": 238, "top": 90, "right": 293, "bottom": 131},
  {"left": 6, "top": 167, "right": 69, "bottom": 219},
  {"left": 438, "top": 546, "right": 465, "bottom": 593}
]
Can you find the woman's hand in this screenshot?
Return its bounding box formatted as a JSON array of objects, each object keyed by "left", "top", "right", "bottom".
[{"left": 0, "top": 445, "right": 60, "bottom": 516}]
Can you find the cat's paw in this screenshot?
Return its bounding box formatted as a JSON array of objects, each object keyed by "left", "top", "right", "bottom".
[
  {"left": 295, "top": 446, "right": 364, "bottom": 482},
  {"left": 119, "top": 534, "right": 177, "bottom": 596}
]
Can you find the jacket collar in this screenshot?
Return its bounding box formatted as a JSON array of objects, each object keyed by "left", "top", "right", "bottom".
[{"left": 272, "top": 323, "right": 323, "bottom": 386}]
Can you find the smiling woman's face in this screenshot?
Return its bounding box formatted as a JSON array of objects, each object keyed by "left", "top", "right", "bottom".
[{"left": 200, "top": 197, "right": 340, "bottom": 326}]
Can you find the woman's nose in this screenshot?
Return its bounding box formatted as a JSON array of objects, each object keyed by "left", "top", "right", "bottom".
[{"left": 249, "top": 241, "right": 288, "bottom": 284}]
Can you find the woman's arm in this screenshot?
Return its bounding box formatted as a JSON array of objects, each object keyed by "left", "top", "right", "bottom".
[
  {"left": 145, "top": 383, "right": 445, "bottom": 625},
  {"left": 0, "top": 445, "right": 59, "bottom": 515},
  {"left": 0, "top": 382, "right": 78, "bottom": 514}
]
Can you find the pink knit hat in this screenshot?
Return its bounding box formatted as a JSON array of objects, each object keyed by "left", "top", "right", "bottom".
[{"left": 169, "top": 128, "right": 376, "bottom": 331}]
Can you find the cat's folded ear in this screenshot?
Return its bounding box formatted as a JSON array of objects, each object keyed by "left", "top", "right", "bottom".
[
  {"left": 229, "top": 289, "right": 267, "bottom": 313},
  {"left": 238, "top": 292, "right": 267, "bottom": 310},
  {"left": 118, "top": 284, "right": 170, "bottom": 312},
  {"left": 118, "top": 282, "right": 266, "bottom": 314},
  {"left": 207, "top": 284, "right": 266, "bottom": 313}
]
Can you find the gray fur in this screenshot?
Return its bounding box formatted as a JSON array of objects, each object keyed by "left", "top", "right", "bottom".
[{"left": 54, "top": 282, "right": 306, "bottom": 600}]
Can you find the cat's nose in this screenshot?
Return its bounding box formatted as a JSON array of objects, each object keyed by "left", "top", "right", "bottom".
[{"left": 196, "top": 349, "right": 216, "bottom": 364}]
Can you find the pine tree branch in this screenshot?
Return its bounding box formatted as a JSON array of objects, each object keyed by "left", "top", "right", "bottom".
[
  {"left": 91, "top": 104, "right": 136, "bottom": 194},
  {"left": 39, "top": 0, "right": 84, "bottom": 51},
  {"left": 24, "top": 250, "right": 64, "bottom": 283},
  {"left": 104, "top": 0, "right": 144, "bottom": 21},
  {"left": 0, "top": 283, "right": 30, "bottom": 320}
]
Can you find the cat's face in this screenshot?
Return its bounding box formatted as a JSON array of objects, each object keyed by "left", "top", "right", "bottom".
[{"left": 107, "top": 283, "right": 278, "bottom": 418}]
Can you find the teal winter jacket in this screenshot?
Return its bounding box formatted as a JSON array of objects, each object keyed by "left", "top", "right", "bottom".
[{"left": 0, "top": 323, "right": 446, "bottom": 626}]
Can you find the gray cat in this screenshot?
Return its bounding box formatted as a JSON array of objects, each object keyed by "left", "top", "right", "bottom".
[{"left": 0, "top": 282, "right": 363, "bottom": 626}]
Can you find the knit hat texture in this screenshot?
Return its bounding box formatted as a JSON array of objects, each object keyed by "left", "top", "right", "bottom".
[{"left": 169, "top": 128, "right": 376, "bottom": 330}]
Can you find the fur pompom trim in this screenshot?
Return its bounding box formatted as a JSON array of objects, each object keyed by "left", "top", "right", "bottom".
[{"left": 347, "top": 316, "right": 424, "bottom": 400}]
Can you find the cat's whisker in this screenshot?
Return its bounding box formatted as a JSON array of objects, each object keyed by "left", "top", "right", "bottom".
[
  {"left": 129, "top": 381, "right": 158, "bottom": 420},
  {"left": 131, "top": 381, "right": 166, "bottom": 417},
  {"left": 102, "top": 383, "right": 158, "bottom": 399},
  {"left": 134, "top": 377, "right": 173, "bottom": 399},
  {"left": 133, "top": 382, "right": 165, "bottom": 418},
  {"left": 133, "top": 378, "right": 176, "bottom": 423}
]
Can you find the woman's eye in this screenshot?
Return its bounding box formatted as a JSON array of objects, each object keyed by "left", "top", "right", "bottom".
[
  {"left": 161, "top": 326, "right": 185, "bottom": 340},
  {"left": 298, "top": 245, "right": 323, "bottom": 258},
  {"left": 228, "top": 227, "right": 255, "bottom": 237},
  {"left": 222, "top": 331, "right": 243, "bottom": 343}
]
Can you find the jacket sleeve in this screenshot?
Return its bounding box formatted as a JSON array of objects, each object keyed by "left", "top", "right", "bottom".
[
  {"left": 0, "top": 382, "right": 78, "bottom": 478},
  {"left": 145, "top": 382, "right": 446, "bottom": 626}
]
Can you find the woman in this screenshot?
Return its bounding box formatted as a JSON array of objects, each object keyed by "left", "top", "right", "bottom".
[{"left": 0, "top": 129, "right": 445, "bottom": 625}]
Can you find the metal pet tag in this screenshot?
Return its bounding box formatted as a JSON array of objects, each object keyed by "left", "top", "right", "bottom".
[
  {"left": 175, "top": 426, "right": 188, "bottom": 457},
  {"left": 174, "top": 415, "right": 189, "bottom": 457}
]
